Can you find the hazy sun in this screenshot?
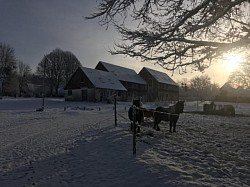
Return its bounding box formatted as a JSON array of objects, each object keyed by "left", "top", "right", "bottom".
[{"left": 223, "top": 53, "right": 244, "bottom": 72}]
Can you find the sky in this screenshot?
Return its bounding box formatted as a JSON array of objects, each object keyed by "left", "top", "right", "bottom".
[{"left": 0, "top": 0, "right": 231, "bottom": 86}]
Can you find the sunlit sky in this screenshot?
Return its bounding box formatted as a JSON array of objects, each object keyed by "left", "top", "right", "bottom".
[{"left": 0, "top": 0, "right": 239, "bottom": 86}]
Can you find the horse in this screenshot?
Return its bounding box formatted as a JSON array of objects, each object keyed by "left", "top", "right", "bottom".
[
  {"left": 154, "top": 101, "right": 184, "bottom": 132},
  {"left": 128, "top": 99, "right": 144, "bottom": 132},
  {"left": 221, "top": 105, "right": 235, "bottom": 116},
  {"left": 203, "top": 102, "right": 235, "bottom": 116},
  {"left": 128, "top": 107, "right": 144, "bottom": 132}
]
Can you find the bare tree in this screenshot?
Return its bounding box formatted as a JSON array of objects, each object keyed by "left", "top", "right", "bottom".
[
  {"left": 4, "top": 73, "right": 19, "bottom": 97},
  {"left": 87, "top": 0, "right": 250, "bottom": 72},
  {"left": 36, "top": 49, "right": 81, "bottom": 96},
  {"left": 62, "top": 51, "right": 82, "bottom": 83},
  {"left": 17, "top": 61, "right": 32, "bottom": 96},
  {"left": 189, "top": 74, "right": 218, "bottom": 101},
  {"left": 0, "top": 42, "right": 16, "bottom": 76},
  {"left": 0, "top": 42, "right": 17, "bottom": 96},
  {"left": 229, "top": 61, "right": 250, "bottom": 89}
]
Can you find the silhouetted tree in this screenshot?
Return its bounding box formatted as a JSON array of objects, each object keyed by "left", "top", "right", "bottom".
[
  {"left": 62, "top": 51, "right": 82, "bottom": 83},
  {"left": 87, "top": 0, "right": 250, "bottom": 72},
  {"left": 36, "top": 48, "right": 81, "bottom": 96},
  {"left": 0, "top": 42, "right": 16, "bottom": 76},
  {"left": 190, "top": 74, "right": 218, "bottom": 101},
  {"left": 0, "top": 42, "right": 17, "bottom": 96},
  {"left": 229, "top": 61, "right": 250, "bottom": 89},
  {"left": 4, "top": 73, "right": 19, "bottom": 97},
  {"left": 17, "top": 61, "right": 32, "bottom": 96}
]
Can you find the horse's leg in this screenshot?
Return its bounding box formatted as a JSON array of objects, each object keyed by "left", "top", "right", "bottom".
[
  {"left": 173, "top": 121, "right": 176, "bottom": 132},
  {"left": 131, "top": 122, "right": 140, "bottom": 133},
  {"left": 154, "top": 113, "right": 161, "bottom": 131},
  {"left": 154, "top": 120, "right": 161, "bottom": 131},
  {"left": 173, "top": 116, "right": 179, "bottom": 132},
  {"left": 137, "top": 120, "right": 141, "bottom": 133},
  {"left": 153, "top": 121, "right": 156, "bottom": 130},
  {"left": 153, "top": 117, "right": 157, "bottom": 129},
  {"left": 156, "top": 120, "right": 161, "bottom": 131},
  {"left": 169, "top": 120, "right": 173, "bottom": 132}
]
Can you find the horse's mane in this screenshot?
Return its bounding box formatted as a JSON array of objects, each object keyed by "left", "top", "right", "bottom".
[{"left": 175, "top": 101, "right": 184, "bottom": 113}]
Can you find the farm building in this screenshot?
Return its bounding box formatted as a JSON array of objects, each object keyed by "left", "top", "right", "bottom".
[
  {"left": 64, "top": 67, "right": 127, "bottom": 102},
  {"left": 217, "top": 82, "right": 250, "bottom": 102},
  {"left": 138, "top": 67, "right": 179, "bottom": 102},
  {"left": 95, "top": 61, "right": 147, "bottom": 101}
]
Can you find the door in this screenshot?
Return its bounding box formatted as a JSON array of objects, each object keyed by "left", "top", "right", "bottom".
[{"left": 82, "top": 90, "right": 87, "bottom": 101}]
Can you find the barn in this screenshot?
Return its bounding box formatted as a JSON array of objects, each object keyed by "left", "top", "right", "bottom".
[
  {"left": 95, "top": 61, "right": 147, "bottom": 101},
  {"left": 64, "top": 67, "right": 127, "bottom": 102},
  {"left": 138, "top": 67, "right": 179, "bottom": 102}
]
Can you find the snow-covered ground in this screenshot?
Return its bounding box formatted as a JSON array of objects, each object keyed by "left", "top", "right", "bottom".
[{"left": 0, "top": 98, "right": 249, "bottom": 186}]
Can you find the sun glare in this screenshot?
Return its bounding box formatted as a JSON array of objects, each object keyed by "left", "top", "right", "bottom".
[{"left": 223, "top": 53, "right": 244, "bottom": 72}]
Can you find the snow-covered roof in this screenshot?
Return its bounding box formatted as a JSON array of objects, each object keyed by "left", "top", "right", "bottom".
[
  {"left": 96, "top": 61, "right": 146, "bottom": 85},
  {"left": 144, "top": 67, "right": 177, "bottom": 86},
  {"left": 80, "top": 67, "right": 127, "bottom": 91},
  {"left": 220, "top": 82, "right": 234, "bottom": 90}
]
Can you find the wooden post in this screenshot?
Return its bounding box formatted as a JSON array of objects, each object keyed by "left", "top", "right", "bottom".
[
  {"left": 196, "top": 100, "right": 198, "bottom": 111},
  {"left": 0, "top": 79, "right": 3, "bottom": 99},
  {"left": 114, "top": 94, "right": 117, "bottom": 127},
  {"left": 42, "top": 61, "right": 45, "bottom": 111},
  {"left": 133, "top": 105, "right": 136, "bottom": 155}
]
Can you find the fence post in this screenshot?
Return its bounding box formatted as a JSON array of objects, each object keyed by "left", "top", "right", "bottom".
[
  {"left": 133, "top": 105, "right": 136, "bottom": 155},
  {"left": 114, "top": 94, "right": 117, "bottom": 127},
  {"left": 0, "top": 79, "right": 3, "bottom": 99}
]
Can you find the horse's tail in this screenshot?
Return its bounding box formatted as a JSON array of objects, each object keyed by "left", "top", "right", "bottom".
[
  {"left": 128, "top": 107, "right": 133, "bottom": 121},
  {"left": 128, "top": 107, "right": 144, "bottom": 124}
]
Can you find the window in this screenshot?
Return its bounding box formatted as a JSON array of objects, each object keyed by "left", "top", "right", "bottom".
[{"left": 68, "top": 90, "right": 72, "bottom": 96}]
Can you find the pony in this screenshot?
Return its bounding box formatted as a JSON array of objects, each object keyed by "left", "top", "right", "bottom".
[
  {"left": 221, "top": 105, "right": 235, "bottom": 116},
  {"left": 154, "top": 101, "right": 184, "bottom": 132},
  {"left": 203, "top": 102, "right": 235, "bottom": 116},
  {"left": 128, "top": 99, "right": 143, "bottom": 132},
  {"left": 128, "top": 107, "right": 144, "bottom": 132}
]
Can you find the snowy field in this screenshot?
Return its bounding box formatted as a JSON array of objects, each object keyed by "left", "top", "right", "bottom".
[{"left": 0, "top": 97, "right": 250, "bottom": 186}]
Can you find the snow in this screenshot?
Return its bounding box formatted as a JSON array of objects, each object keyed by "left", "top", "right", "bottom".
[
  {"left": 80, "top": 67, "right": 127, "bottom": 91},
  {"left": 143, "top": 67, "right": 178, "bottom": 85},
  {"left": 96, "top": 61, "right": 147, "bottom": 85},
  {"left": 0, "top": 97, "right": 250, "bottom": 186}
]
